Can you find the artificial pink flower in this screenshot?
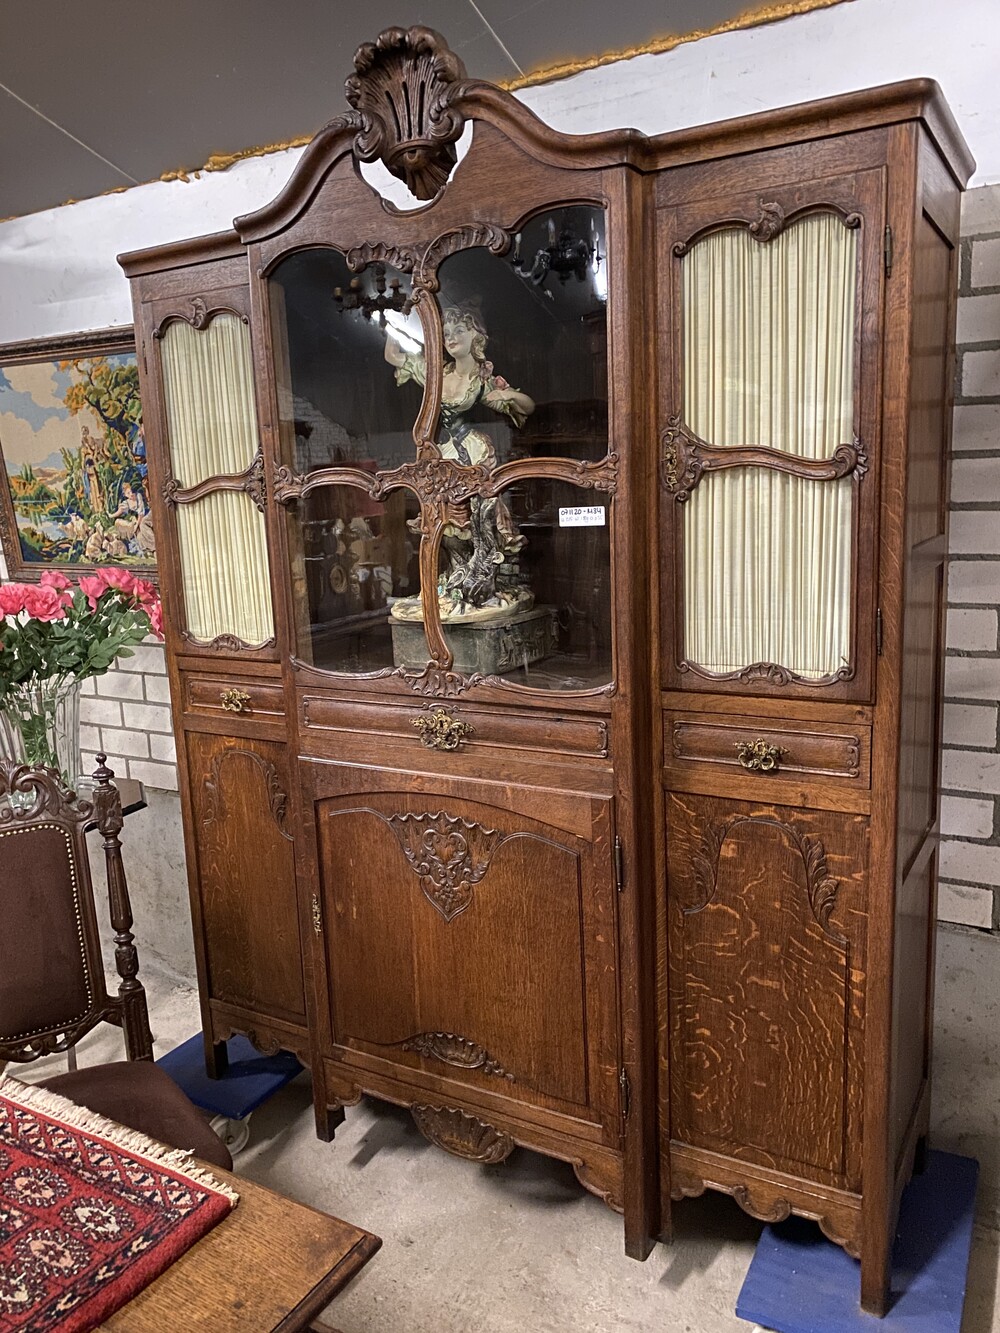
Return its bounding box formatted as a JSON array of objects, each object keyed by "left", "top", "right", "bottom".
[
  {"left": 0, "top": 582, "right": 28, "bottom": 617},
  {"left": 39, "top": 569, "right": 74, "bottom": 606},
  {"left": 131, "top": 578, "right": 157, "bottom": 607},
  {"left": 78, "top": 574, "right": 109, "bottom": 610},
  {"left": 22, "top": 585, "right": 68, "bottom": 622},
  {"left": 98, "top": 566, "right": 137, "bottom": 595},
  {"left": 147, "top": 600, "right": 164, "bottom": 640}
]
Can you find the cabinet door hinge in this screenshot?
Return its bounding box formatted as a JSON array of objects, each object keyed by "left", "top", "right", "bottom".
[
  {"left": 619, "top": 1066, "right": 631, "bottom": 1121},
  {"left": 876, "top": 606, "right": 883, "bottom": 656},
  {"left": 884, "top": 224, "right": 893, "bottom": 279},
  {"left": 614, "top": 835, "right": 624, "bottom": 893}
]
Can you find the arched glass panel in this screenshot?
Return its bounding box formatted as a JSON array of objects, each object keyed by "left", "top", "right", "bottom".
[
  {"left": 270, "top": 250, "right": 422, "bottom": 475},
  {"left": 289, "top": 483, "right": 422, "bottom": 673}
]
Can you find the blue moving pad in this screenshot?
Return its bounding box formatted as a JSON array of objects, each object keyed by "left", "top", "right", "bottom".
[
  {"left": 736, "top": 1151, "right": 979, "bottom": 1333},
  {"left": 156, "top": 1032, "right": 303, "bottom": 1120}
]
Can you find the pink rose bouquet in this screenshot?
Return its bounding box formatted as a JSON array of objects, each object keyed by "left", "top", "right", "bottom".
[{"left": 0, "top": 569, "right": 163, "bottom": 782}]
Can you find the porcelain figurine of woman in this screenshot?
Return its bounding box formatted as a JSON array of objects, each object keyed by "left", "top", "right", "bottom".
[{"left": 385, "top": 305, "right": 536, "bottom": 623}]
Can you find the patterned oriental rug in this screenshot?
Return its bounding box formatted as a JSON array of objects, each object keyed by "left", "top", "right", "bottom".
[{"left": 0, "top": 1074, "right": 238, "bottom": 1332}]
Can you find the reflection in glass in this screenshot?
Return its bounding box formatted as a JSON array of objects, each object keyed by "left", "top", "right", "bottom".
[
  {"left": 435, "top": 206, "right": 609, "bottom": 465},
  {"left": 269, "top": 250, "right": 423, "bottom": 475},
  {"left": 386, "top": 303, "right": 537, "bottom": 626},
  {"left": 290, "top": 483, "right": 422, "bottom": 674},
  {"left": 390, "top": 480, "right": 612, "bottom": 691}
]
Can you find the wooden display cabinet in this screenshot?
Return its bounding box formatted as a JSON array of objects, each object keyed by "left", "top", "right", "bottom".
[{"left": 121, "top": 27, "right": 972, "bottom": 1314}]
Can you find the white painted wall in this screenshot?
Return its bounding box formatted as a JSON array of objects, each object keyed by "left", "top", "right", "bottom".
[{"left": 0, "top": 0, "right": 996, "bottom": 345}]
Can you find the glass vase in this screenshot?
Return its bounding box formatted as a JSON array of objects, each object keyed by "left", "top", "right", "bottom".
[{"left": 0, "top": 674, "right": 83, "bottom": 803}]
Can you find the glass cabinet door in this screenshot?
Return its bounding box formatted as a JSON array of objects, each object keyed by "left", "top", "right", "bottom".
[
  {"left": 269, "top": 205, "right": 617, "bottom": 693},
  {"left": 660, "top": 172, "right": 883, "bottom": 696},
  {"left": 159, "top": 312, "right": 274, "bottom": 648}
]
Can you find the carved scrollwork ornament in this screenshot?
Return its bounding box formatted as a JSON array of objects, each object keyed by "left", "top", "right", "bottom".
[
  {"left": 272, "top": 463, "right": 306, "bottom": 506},
  {"left": 411, "top": 1104, "right": 515, "bottom": 1163},
  {"left": 244, "top": 448, "right": 267, "bottom": 512},
  {"left": 660, "top": 417, "right": 703, "bottom": 500},
  {"left": 748, "top": 198, "right": 785, "bottom": 242},
  {"left": 345, "top": 26, "right": 468, "bottom": 201}
]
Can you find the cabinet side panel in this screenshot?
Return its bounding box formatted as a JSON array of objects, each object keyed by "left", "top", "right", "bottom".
[{"left": 890, "top": 144, "right": 959, "bottom": 1167}]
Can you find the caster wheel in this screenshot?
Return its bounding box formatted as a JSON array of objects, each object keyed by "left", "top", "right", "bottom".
[{"left": 209, "top": 1114, "right": 251, "bottom": 1154}]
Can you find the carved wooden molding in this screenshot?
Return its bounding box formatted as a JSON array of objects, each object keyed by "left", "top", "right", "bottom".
[
  {"left": 386, "top": 810, "right": 502, "bottom": 921},
  {"left": 162, "top": 446, "right": 268, "bottom": 512},
  {"left": 202, "top": 748, "right": 293, "bottom": 841},
  {"left": 677, "top": 656, "right": 854, "bottom": 689},
  {"left": 661, "top": 417, "right": 867, "bottom": 502},
  {"left": 153, "top": 298, "right": 249, "bottom": 338},
  {"left": 687, "top": 814, "right": 845, "bottom": 939},
  {"left": 0, "top": 760, "right": 89, "bottom": 824},
  {"left": 345, "top": 26, "right": 468, "bottom": 201},
  {"left": 413, "top": 223, "right": 512, "bottom": 291},
  {"left": 400, "top": 1032, "right": 515, "bottom": 1080},
  {"left": 345, "top": 242, "right": 416, "bottom": 274},
  {"left": 672, "top": 201, "right": 863, "bottom": 257},
  {"left": 396, "top": 663, "right": 500, "bottom": 698},
  {"left": 670, "top": 1166, "right": 860, "bottom": 1256},
  {"left": 411, "top": 1104, "right": 515, "bottom": 1163},
  {"left": 179, "top": 630, "right": 276, "bottom": 654}
]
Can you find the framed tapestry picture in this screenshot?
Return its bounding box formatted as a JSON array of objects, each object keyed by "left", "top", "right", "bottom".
[{"left": 0, "top": 328, "right": 156, "bottom": 581}]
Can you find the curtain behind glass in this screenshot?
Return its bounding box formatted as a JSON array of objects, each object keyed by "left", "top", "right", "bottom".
[
  {"left": 160, "top": 315, "right": 274, "bottom": 646},
  {"left": 681, "top": 215, "right": 856, "bottom": 679}
]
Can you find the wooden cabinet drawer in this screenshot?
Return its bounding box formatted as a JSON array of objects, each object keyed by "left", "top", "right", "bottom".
[
  {"left": 665, "top": 713, "right": 871, "bottom": 787},
  {"left": 183, "top": 672, "right": 285, "bottom": 722},
  {"left": 301, "top": 694, "right": 609, "bottom": 762}
]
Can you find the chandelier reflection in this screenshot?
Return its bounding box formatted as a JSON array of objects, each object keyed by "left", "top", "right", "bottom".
[
  {"left": 512, "top": 217, "right": 604, "bottom": 295},
  {"left": 333, "top": 263, "right": 413, "bottom": 320}
]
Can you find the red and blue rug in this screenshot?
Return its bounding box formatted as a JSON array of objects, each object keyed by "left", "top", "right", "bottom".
[{"left": 0, "top": 1073, "right": 237, "bottom": 1332}]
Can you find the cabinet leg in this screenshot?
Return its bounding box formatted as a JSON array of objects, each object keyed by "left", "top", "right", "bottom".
[
  {"left": 204, "top": 1036, "right": 229, "bottom": 1080},
  {"left": 860, "top": 1238, "right": 892, "bottom": 1317},
  {"left": 315, "top": 1102, "right": 346, "bottom": 1143}
]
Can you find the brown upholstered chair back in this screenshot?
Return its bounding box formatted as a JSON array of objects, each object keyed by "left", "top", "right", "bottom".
[{"left": 0, "top": 756, "right": 152, "bottom": 1065}]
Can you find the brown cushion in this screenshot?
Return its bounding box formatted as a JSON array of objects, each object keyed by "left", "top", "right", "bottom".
[{"left": 40, "top": 1060, "right": 234, "bottom": 1172}]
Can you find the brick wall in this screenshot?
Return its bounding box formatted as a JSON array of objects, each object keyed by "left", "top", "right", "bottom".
[
  {"left": 939, "top": 183, "right": 1000, "bottom": 929},
  {"left": 79, "top": 638, "right": 178, "bottom": 792}
]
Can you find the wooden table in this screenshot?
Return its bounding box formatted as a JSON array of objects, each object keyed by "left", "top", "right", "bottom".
[{"left": 98, "top": 1166, "right": 380, "bottom": 1331}]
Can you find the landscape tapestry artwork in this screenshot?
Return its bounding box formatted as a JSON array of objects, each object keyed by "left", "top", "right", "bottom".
[{"left": 0, "top": 335, "right": 154, "bottom": 578}]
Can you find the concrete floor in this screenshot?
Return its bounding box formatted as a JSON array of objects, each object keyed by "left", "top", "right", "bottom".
[{"left": 12, "top": 925, "right": 1000, "bottom": 1332}]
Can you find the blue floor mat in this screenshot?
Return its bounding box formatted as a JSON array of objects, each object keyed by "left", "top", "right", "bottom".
[
  {"left": 156, "top": 1031, "right": 303, "bottom": 1120},
  {"left": 736, "top": 1151, "right": 979, "bottom": 1332}
]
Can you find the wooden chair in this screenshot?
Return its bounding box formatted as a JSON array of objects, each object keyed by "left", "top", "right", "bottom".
[{"left": 0, "top": 754, "right": 232, "bottom": 1170}]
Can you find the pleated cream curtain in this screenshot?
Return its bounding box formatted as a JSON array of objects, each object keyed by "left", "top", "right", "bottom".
[
  {"left": 160, "top": 315, "right": 274, "bottom": 645},
  {"left": 682, "top": 215, "right": 857, "bottom": 679}
]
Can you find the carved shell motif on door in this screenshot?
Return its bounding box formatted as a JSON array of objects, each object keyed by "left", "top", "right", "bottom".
[{"left": 386, "top": 810, "right": 503, "bottom": 921}]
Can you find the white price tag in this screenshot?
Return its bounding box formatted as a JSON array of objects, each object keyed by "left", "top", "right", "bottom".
[{"left": 558, "top": 505, "right": 606, "bottom": 528}]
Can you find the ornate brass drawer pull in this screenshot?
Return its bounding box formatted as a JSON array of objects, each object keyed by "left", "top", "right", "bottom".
[
  {"left": 220, "top": 688, "right": 251, "bottom": 713},
  {"left": 736, "top": 738, "right": 783, "bottom": 773},
  {"left": 412, "top": 707, "right": 474, "bottom": 752}
]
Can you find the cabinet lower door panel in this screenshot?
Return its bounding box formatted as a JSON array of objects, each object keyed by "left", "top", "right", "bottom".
[
  {"left": 316, "top": 786, "right": 618, "bottom": 1135},
  {"left": 666, "top": 791, "right": 868, "bottom": 1188},
  {"left": 186, "top": 732, "right": 305, "bottom": 1025}
]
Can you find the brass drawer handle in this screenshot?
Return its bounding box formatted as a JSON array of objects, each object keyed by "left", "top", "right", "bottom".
[
  {"left": 412, "top": 707, "right": 474, "bottom": 752},
  {"left": 736, "top": 738, "right": 783, "bottom": 773},
  {"left": 220, "top": 688, "right": 251, "bottom": 713}
]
